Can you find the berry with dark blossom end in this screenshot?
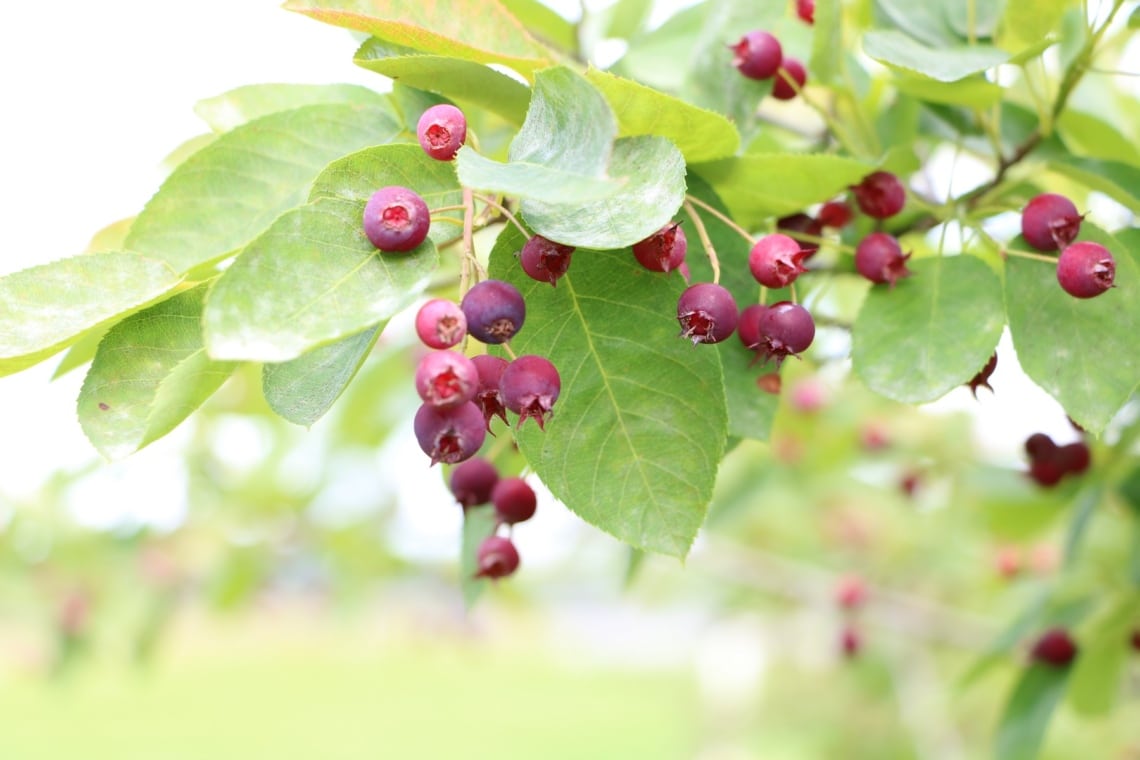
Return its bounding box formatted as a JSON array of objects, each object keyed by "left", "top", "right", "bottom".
[
  {"left": 1021, "top": 193, "right": 1082, "bottom": 251},
  {"left": 851, "top": 171, "right": 906, "bottom": 219},
  {"left": 491, "top": 477, "right": 537, "bottom": 525},
  {"left": 1030, "top": 628, "right": 1078, "bottom": 667},
  {"left": 500, "top": 355, "right": 561, "bottom": 430},
  {"left": 520, "top": 235, "right": 575, "bottom": 287},
  {"left": 461, "top": 279, "right": 526, "bottom": 344},
  {"left": 632, "top": 223, "right": 687, "bottom": 273},
  {"left": 772, "top": 58, "right": 807, "bottom": 100},
  {"left": 474, "top": 535, "right": 520, "bottom": 579},
  {"left": 471, "top": 354, "right": 510, "bottom": 431},
  {"left": 777, "top": 213, "right": 824, "bottom": 257},
  {"left": 1057, "top": 241, "right": 1115, "bottom": 298},
  {"left": 730, "top": 30, "right": 783, "bottom": 80},
  {"left": 416, "top": 103, "right": 467, "bottom": 161},
  {"left": 677, "top": 283, "right": 738, "bottom": 345},
  {"left": 966, "top": 352, "right": 997, "bottom": 398},
  {"left": 363, "top": 186, "right": 431, "bottom": 252},
  {"left": 449, "top": 457, "right": 499, "bottom": 509},
  {"left": 818, "top": 200, "right": 853, "bottom": 229},
  {"left": 855, "top": 232, "right": 912, "bottom": 287},
  {"left": 413, "top": 401, "right": 486, "bottom": 465},
  {"left": 754, "top": 301, "right": 815, "bottom": 366},
  {"left": 415, "top": 299, "right": 467, "bottom": 349},
  {"left": 750, "top": 233, "right": 809, "bottom": 288},
  {"left": 415, "top": 350, "right": 480, "bottom": 409},
  {"left": 796, "top": 0, "right": 815, "bottom": 23}
]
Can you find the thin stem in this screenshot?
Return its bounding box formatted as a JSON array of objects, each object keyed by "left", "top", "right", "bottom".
[
  {"left": 683, "top": 199, "right": 720, "bottom": 284},
  {"left": 1005, "top": 248, "right": 1060, "bottom": 264},
  {"left": 472, "top": 192, "right": 530, "bottom": 238},
  {"left": 433, "top": 204, "right": 467, "bottom": 213},
  {"left": 759, "top": 285, "right": 769, "bottom": 305},
  {"left": 789, "top": 281, "right": 798, "bottom": 305},
  {"left": 501, "top": 342, "right": 517, "bottom": 360},
  {"left": 429, "top": 216, "right": 465, "bottom": 227},
  {"left": 684, "top": 194, "right": 755, "bottom": 246},
  {"left": 782, "top": 229, "right": 856, "bottom": 255},
  {"left": 459, "top": 188, "right": 476, "bottom": 296}
]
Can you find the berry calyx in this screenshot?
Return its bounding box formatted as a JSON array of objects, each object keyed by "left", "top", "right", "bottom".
[
  {"left": 755, "top": 301, "right": 815, "bottom": 366},
  {"left": 499, "top": 354, "right": 561, "bottom": 430},
  {"left": 966, "top": 352, "right": 997, "bottom": 398},
  {"left": 772, "top": 57, "right": 807, "bottom": 100},
  {"left": 363, "top": 186, "right": 431, "bottom": 252},
  {"left": 413, "top": 401, "right": 486, "bottom": 465},
  {"left": 491, "top": 477, "right": 537, "bottom": 525},
  {"left": 449, "top": 457, "right": 499, "bottom": 508},
  {"left": 855, "top": 232, "right": 912, "bottom": 287},
  {"left": 416, "top": 103, "right": 467, "bottom": 161},
  {"left": 818, "top": 200, "right": 853, "bottom": 229},
  {"left": 414, "top": 350, "right": 479, "bottom": 409},
  {"left": 730, "top": 31, "right": 783, "bottom": 80},
  {"left": 471, "top": 354, "right": 510, "bottom": 431},
  {"left": 1030, "top": 628, "right": 1078, "bottom": 667},
  {"left": 677, "top": 283, "right": 738, "bottom": 345},
  {"left": 796, "top": 0, "right": 815, "bottom": 24},
  {"left": 1021, "top": 193, "right": 1082, "bottom": 252},
  {"left": 632, "top": 223, "right": 687, "bottom": 273},
  {"left": 851, "top": 171, "right": 906, "bottom": 219},
  {"left": 1057, "top": 241, "right": 1115, "bottom": 299},
  {"left": 520, "top": 235, "right": 575, "bottom": 287},
  {"left": 461, "top": 279, "right": 526, "bottom": 344},
  {"left": 415, "top": 299, "right": 467, "bottom": 350},
  {"left": 474, "top": 535, "right": 520, "bottom": 579},
  {"left": 749, "top": 233, "right": 809, "bottom": 288}
]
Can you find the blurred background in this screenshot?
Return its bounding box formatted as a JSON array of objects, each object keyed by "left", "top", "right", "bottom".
[{"left": 1, "top": 2, "right": 1139, "bottom": 759}]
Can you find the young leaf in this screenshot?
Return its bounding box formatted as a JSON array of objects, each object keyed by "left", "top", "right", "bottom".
[
  {"left": 78, "top": 284, "right": 237, "bottom": 460},
  {"left": 194, "top": 83, "right": 390, "bottom": 133},
  {"left": 998, "top": 0, "right": 1072, "bottom": 53},
  {"left": 863, "top": 30, "right": 1011, "bottom": 82},
  {"left": 993, "top": 664, "right": 1072, "bottom": 760},
  {"left": 1067, "top": 596, "right": 1135, "bottom": 716}
]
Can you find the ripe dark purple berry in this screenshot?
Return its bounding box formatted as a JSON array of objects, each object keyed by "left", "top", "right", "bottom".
[
  {"left": 966, "top": 352, "right": 997, "bottom": 398},
  {"left": 1057, "top": 241, "right": 1115, "bottom": 298},
  {"left": 1021, "top": 193, "right": 1082, "bottom": 252},
  {"left": 499, "top": 354, "right": 561, "bottom": 430},
  {"left": 755, "top": 301, "right": 815, "bottom": 366},
  {"left": 632, "top": 223, "right": 687, "bottom": 273},
  {"left": 475, "top": 535, "right": 520, "bottom": 579},
  {"left": 1030, "top": 628, "right": 1078, "bottom": 667},
  {"left": 851, "top": 172, "right": 906, "bottom": 219},
  {"left": 449, "top": 457, "right": 499, "bottom": 508},
  {"left": 461, "top": 279, "right": 526, "bottom": 344},
  {"left": 415, "top": 299, "right": 467, "bottom": 349},
  {"left": 414, "top": 350, "right": 479, "bottom": 409},
  {"left": 471, "top": 354, "right": 509, "bottom": 431},
  {"left": 413, "top": 401, "right": 486, "bottom": 465},
  {"left": 416, "top": 104, "right": 467, "bottom": 161},
  {"left": 796, "top": 0, "right": 815, "bottom": 24},
  {"left": 363, "top": 186, "right": 431, "bottom": 252},
  {"left": 855, "top": 232, "right": 912, "bottom": 287},
  {"left": 749, "top": 233, "right": 809, "bottom": 288},
  {"left": 818, "top": 201, "right": 853, "bottom": 229},
  {"left": 1056, "top": 442, "right": 1091, "bottom": 475},
  {"left": 771, "top": 58, "right": 807, "bottom": 100},
  {"left": 840, "top": 625, "right": 861, "bottom": 658},
  {"left": 777, "top": 213, "right": 824, "bottom": 257},
  {"left": 678, "top": 283, "right": 738, "bottom": 345},
  {"left": 520, "top": 235, "right": 575, "bottom": 287},
  {"left": 730, "top": 30, "right": 783, "bottom": 80},
  {"left": 1024, "top": 432, "right": 1056, "bottom": 461},
  {"left": 491, "top": 477, "right": 537, "bottom": 525}
]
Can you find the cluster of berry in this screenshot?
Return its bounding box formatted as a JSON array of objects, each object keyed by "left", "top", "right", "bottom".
[
  {"left": 1023, "top": 431, "right": 1090, "bottom": 488},
  {"left": 449, "top": 457, "right": 538, "bottom": 580},
  {"left": 1020, "top": 192, "right": 1116, "bottom": 298}
]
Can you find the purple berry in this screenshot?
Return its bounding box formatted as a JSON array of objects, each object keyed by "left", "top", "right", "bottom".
[
  {"left": 491, "top": 477, "right": 537, "bottom": 525},
  {"left": 677, "top": 283, "right": 738, "bottom": 345},
  {"left": 1030, "top": 628, "right": 1078, "bottom": 667},
  {"left": 1057, "top": 241, "right": 1115, "bottom": 298},
  {"left": 520, "top": 235, "right": 575, "bottom": 287},
  {"left": 772, "top": 58, "right": 807, "bottom": 100},
  {"left": 632, "top": 223, "right": 687, "bottom": 273},
  {"left": 966, "top": 352, "right": 997, "bottom": 398},
  {"left": 855, "top": 232, "right": 912, "bottom": 287},
  {"left": 449, "top": 457, "right": 499, "bottom": 508},
  {"left": 415, "top": 299, "right": 467, "bottom": 349},
  {"left": 730, "top": 30, "right": 783, "bottom": 80},
  {"left": 1021, "top": 193, "right": 1082, "bottom": 252},
  {"left": 755, "top": 301, "right": 815, "bottom": 366},
  {"left": 416, "top": 104, "right": 467, "bottom": 161},
  {"left": 777, "top": 213, "right": 824, "bottom": 257},
  {"left": 749, "top": 233, "right": 809, "bottom": 288},
  {"left": 474, "top": 535, "right": 520, "bottom": 579},
  {"left": 461, "top": 279, "right": 526, "bottom": 344},
  {"left": 851, "top": 172, "right": 906, "bottom": 219},
  {"left": 363, "top": 186, "right": 431, "bottom": 252},
  {"left": 414, "top": 350, "right": 479, "bottom": 409},
  {"left": 471, "top": 354, "right": 510, "bottom": 431},
  {"left": 413, "top": 401, "right": 486, "bottom": 465},
  {"left": 499, "top": 355, "right": 561, "bottom": 430}
]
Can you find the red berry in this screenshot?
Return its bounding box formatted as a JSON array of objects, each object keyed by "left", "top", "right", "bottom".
[
  {"left": 1021, "top": 193, "right": 1082, "bottom": 252},
  {"left": 449, "top": 457, "right": 499, "bottom": 508},
  {"left": 1056, "top": 442, "right": 1090, "bottom": 475},
  {"left": 1057, "top": 241, "right": 1115, "bottom": 298},
  {"left": 1024, "top": 432, "right": 1056, "bottom": 461},
  {"left": 632, "top": 223, "right": 687, "bottom": 273},
  {"left": 796, "top": 0, "right": 815, "bottom": 24},
  {"left": 415, "top": 299, "right": 467, "bottom": 349},
  {"left": 730, "top": 30, "right": 783, "bottom": 80},
  {"left": 416, "top": 104, "right": 467, "bottom": 161},
  {"left": 966, "top": 352, "right": 997, "bottom": 398},
  {"left": 363, "top": 186, "right": 431, "bottom": 252},
  {"left": 749, "top": 233, "right": 809, "bottom": 288},
  {"left": 677, "top": 283, "right": 738, "bottom": 345},
  {"left": 851, "top": 172, "right": 906, "bottom": 219},
  {"left": 1029, "top": 458, "right": 1065, "bottom": 488},
  {"left": 414, "top": 350, "right": 480, "bottom": 409},
  {"left": 520, "top": 235, "right": 575, "bottom": 287},
  {"left": 499, "top": 355, "right": 561, "bottom": 430},
  {"left": 491, "top": 477, "right": 537, "bottom": 525},
  {"left": 777, "top": 213, "right": 824, "bottom": 257},
  {"left": 1030, "top": 628, "right": 1078, "bottom": 667},
  {"left": 840, "top": 626, "right": 861, "bottom": 658},
  {"left": 413, "top": 401, "right": 486, "bottom": 465},
  {"left": 471, "top": 354, "right": 510, "bottom": 431},
  {"left": 771, "top": 58, "right": 807, "bottom": 100},
  {"left": 461, "top": 279, "right": 526, "bottom": 344},
  {"left": 855, "top": 232, "right": 912, "bottom": 287},
  {"left": 817, "top": 201, "right": 853, "bottom": 229},
  {"left": 755, "top": 301, "right": 815, "bottom": 366},
  {"left": 475, "top": 535, "right": 520, "bottom": 579},
  {"left": 738, "top": 303, "right": 769, "bottom": 353}
]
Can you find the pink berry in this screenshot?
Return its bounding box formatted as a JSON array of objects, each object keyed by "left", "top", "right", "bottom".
[
  {"left": 491, "top": 477, "right": 537, "bottom": 525},
  {"left": 749, "top": 233, "right": 809, "bottom": 288},
  {"left": 1030, "top": 628, "right": 1078, "bottom": 667},
  {"left": 1057, "top": 241, "right": 1115, "bottom": 298},
  {"left": 413, "top": 401, "right": 486, "bottom": 465},
  {"left": 855, "top": 232, "right": 912, "bottom": 287},
  {"left": 796, "top": 0, "right": 815, "bottom": 24},
  {"left": 363, "top": 186, "right": 431, "bottom": 252},
  {"left": 499, "top": 355, "right": 561, "bottom": 430},
  {"left": 449, "top": 457, "right": 499, "bottom": 508},
  {"left": 835, "top": 575, "right": 867, "bottom": 609},
  {"left": 414, "top": 350, "right": 479, "bottom": 409},
  {"left": 771, "top": 58, "right": 807, "bottom": 100},
  {"left": 852, "top": 172, "right": 906, "bottom": 219},
  {"left": 415, "top": 299, "right": 467, "bottom": 349},
  {"left": 475, "top": 535, "right": 520, "bottom": 579},
  {"left": 730, "top": 30, "right": 783, "bottom": 80},
  {"left": 520, "top": 235, "right": 575, "bottom": 287},
  {"left": 416, "top": 104, "right": 467, "bottom": 161},
  {"left": 1021, "top": 193, "right": 1082, "bottom": 252},
  {"left": 677, "top": 283, "right": 738, "bottom": 345},
  {"left": 632, "top": 223, "right": 687, "bottom": 273}
]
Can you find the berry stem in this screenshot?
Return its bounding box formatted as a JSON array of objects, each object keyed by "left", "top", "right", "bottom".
[
  {"left": 472, "top": 192, "right": 530, "bottom": 239},
  {"left": 759, "top": 285, "right": 769, "bottom": 305},
  {"left": 684, "top": 194, "right": 755, "bottom": 247},
  {"left": 1004, "top": 248, "right": 1059, "bottom": 264},
  {"left": 459, "top": 188, "right": 478, "bottom": 297},
  {"left": 683, "top": 199, "right": 721, "bottom": 284},
  {"left": 501, "top": 342, "right": 517, "bottom": 360}
]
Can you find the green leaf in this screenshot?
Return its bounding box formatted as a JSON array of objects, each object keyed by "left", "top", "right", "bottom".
[
  {"left": 994, "top": 664, "right": 1071, "bottom": 760},
  {"left": 1119, "top": 465, "right": 1140, "bottom": 517},
  {"left": 1005, "top": 225, "right": 1140, "bottom": 434},
  {"left": 863, "top": 29, "right": 1011, "bottom": 82},
  {"left": 510, "top": 66, "right": 616, "bottom": 177},
  {"left": 601, "top": 0, "right": 654, "bottom": 39},
  {"left": 455, "top": 148, "right": 625, "bottom": 205},
  {"left": 1056, "top": 110, "right": 1140, "bottom": 167},
  {"left": 353, "top": 38, "right": 531, "bottom": 124},
  {"left": 0, "top": 252, "right": 181, "bottom": 376},
  {"left": 519, "top": 135, "right": 687, "bottom": 250},
  {"left": 203, "top": 197, "right": 438, "bottom": 362},
  {"left": 488, "top": 227, "right": 728, "bottom": 557},
  {"left": 194, "top": 83, "right": 389, "bottom": 133},
  {"left": 498, "top": 0, "right": 577, "bottom": 52},
  {"left": 873, "top": 0, "right": 959, "bottom": 46},
  {"left": 999, "top": 0, "right": 1072, "bottom": 52},
  {"left": 284, "top": 0, "right": 551, "bottom": 77},
  {"left": 944, "top": 0, "right": 1003, "bottom": 39},
  {"left": 585, "top": 69, "right": 740, "bottom": 163},
  {"left": 1131, "top": 5, "right": 1140, "bottom": 29},
  {"left": 1067, "top": 596, "right": 1136, "bottom": 716},
  {"left": 263, "top": 325, "right": 382, "bottom": 427},
  {"left": 126, "top": 104, "right": 401, "bottom": 275},
  {"left": 460, "top": 505, "right": 500, "bottom": 608},
  {"left": 77, "top": 284, "right": 237, "bottom": 460},
  {"left": 893, "top": 74, "right": 1004, "bottom": 107},
  {"left": 853, "top": 255, "right": 1004, "bottom": 404},
  {"left": 1045, "top": 153, "right": 1140, "bottom": 213},
  {"left": 809, "top": 0, "right": 843, "bottom": 85},
  {"left": 50, "top": 326, "right": 110, "bottom": 380}
]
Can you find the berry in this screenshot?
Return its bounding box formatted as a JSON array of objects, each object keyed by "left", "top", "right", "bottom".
[
  {"left": 461, "top": 279, "right": 526, "bottom": 344},
  {"left": 818, "top": 200, "right": 853, "bottom": 229},
  {"left": 474, "top": 535, "right": 520, "bottom": 579},
  {"left": 994, "top": 546, "right": 1022, "bottom": 579},
  {"left": 776, "top": 213, "right": 823, "bottom": 257},
  {"left": 1021, "top": 193, "right": 1082, "bottom": 252},
  {"left": 677, "top": 283, "right": 738, "bottom": 344},
  {"left": 790, "top": 377, "right": 827, "bottom": 412},
  {"left": 749, "top": 233, "right": 809, "bottom": 288},
  {"left": 738, "top": 303, "right": 769, "bottom": 352},
  {"left": 1056, "top": 442, "right": 1091, "bottom": 475},
  {"left": 449, "top": 457, "right": 499, "bottom": 508},
  {"left": 757, "top": 372, "right": 782, "bottom": 394},
  {"left": 1029, "top": 457, "right": 1065, "bottom": 487},
  {"left": 730, "top": 30, "right": 783, "bottom": 80},
  {"left": 632, "top": 223, "right": 687, "bottom": 273},
  {"left": 1030, "top": 628, "right": 1078, "bottom": 667},
  {"left": 491, "top": 477, "right": 537, "bottom": 525},
  {"left": 499, "top": 355, "right": 561, "bottom": 430},
  {"left": 520, "top": 235, "right": 575, "bottom": 286},
  {"left": 772, "top": 57, "right": 807, "bottom": 100},
  {"left": 471, "top": 354, "right": 510, "bottom": 431},
  {"left": 840, "top": 626, "right": 861, "bottom": 658},
  {"left": 851, "top": 172, "right": 906, "bottom": 219},
  {"left": 363, "top": 186, "right": 431, "bottom": 252},
  {"left": 416, "top": 104, "right": 467, "bottom": 161},
  {"left": 1024, "top": 432, "right": 1056, "bottom": 461},
  {"left": 855, "top": 232, "right": 912, "bottom": 287},
  {"left": 967, "top": 352, "right": 997, "bottom": 398},
  {"left": 415, "top": 299, "right": 467, "bottom": 349},
  {"left": 755, "top": 301, "right": 815, "bottom": 365},
  {"left": 796, "top": 0, "right": 815, "bottom": 24},
  {"left": 835, "top": 575, "right": 867, "bottom": 609},
  {"left": 1057, "top": 241, "right": 1115, "bottom": 298},
  {"left": 1130, "top": 630, "right": 1140, "bottom": 652},
  {"left": 413, "top": 401, "right": 486, "bottom": 465},
  {"left": 415, "top": 350, "right": 479, "bottom": 409}
]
